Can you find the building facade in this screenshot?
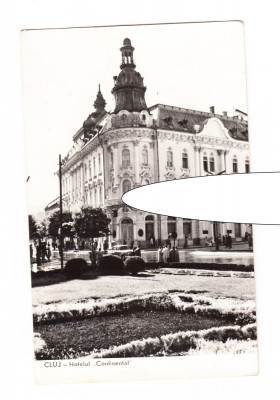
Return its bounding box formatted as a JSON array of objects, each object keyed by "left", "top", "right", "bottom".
[{"left": 57, "top": 38, "right": 250, "bottom": 247}]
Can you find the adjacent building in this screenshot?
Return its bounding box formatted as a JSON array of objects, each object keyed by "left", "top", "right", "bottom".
[{"left": 54, "top": 38, "right": 250, "bottom": 247}]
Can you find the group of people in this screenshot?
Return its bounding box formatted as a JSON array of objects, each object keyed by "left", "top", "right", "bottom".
[
  {"left": 31, "top": 241, "right": 52, "bottom": 266},
  {"left": 204, "top": 234, "right": 233, "bottom": 249},
  {"left": 158, "top": 245, "right": 179, "bottom": 263}
]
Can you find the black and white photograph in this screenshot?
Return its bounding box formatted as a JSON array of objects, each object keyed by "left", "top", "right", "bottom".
[{"left": 21, "top": 21, "right": 257, "bottom": 384}]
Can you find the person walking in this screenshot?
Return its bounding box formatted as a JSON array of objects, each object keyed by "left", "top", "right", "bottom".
[
  {"left": 228, "top": 234, "right": 232, "bottom": 249},
  {"left": 162, "top": 246, "right": 168, "bottom": 262},
  {"left": 158, "top": 247, "right": 163, "bottom": 262},
  {"left": 47, "top": 243, "right": 51, "bottom": 261}
]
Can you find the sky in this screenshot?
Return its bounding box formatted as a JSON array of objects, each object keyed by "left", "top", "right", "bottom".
[{"left": 21, "top": 21, "right": 247, "bottom": 217}]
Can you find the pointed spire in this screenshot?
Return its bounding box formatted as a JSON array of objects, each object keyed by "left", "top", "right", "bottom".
[{"left": 93, "top": 84, "right": 106, "bottom": 114}]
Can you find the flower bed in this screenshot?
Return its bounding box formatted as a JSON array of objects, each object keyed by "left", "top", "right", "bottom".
[
  {"left": 33, "top": 291, "right": 256, "bottom": 325},
  {"left": 84, "top": 323, "right": 257, "bottom": 359}
]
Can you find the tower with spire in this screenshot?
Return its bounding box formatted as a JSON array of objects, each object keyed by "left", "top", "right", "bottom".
[
  {"left": 83, "top": 85, "right": 106, "bottom": 134},
  {"left": 111, "top": 38, "right": 148, "bottom": 114}
]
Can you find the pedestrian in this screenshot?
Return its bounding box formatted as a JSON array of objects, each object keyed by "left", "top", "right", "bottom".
[
  {"left": 162, "top": 246, "right": 168, "bottom": 262},
  {"left": 41, "top": 241, "right": 47, "bottom": 261},
  {"left": 228, "top": 234, "right": 232, "bottom": 249},
  {"left": 248, "top": 234, "right": 253, "bottom": 249},
  {"left": 30, "top": 243, "right": 33, "bottom": 259},
  {"left": 222, "top": 235, "right": 226, "bottom": 246},
  {"left": 169, "top": 246, "right": 175, "bottom": 262},
  {"left": 96, "top": 247, "right": 103, "bottom": 267},
  {"left": 123, "top": 239, "right": 127, "bottom": 245},
  {"left": 47, "top": 243, "right": 51, "bottom": 261},
  {"left": 158, "top": 247, "right": 163, "bottom": 262},
  {"left": 103, "top": 239, "right": 108, "bottom": 251},
  {"left": 174, "top": 246, "right": 180, "bottom": 262},
  {"left": 36, "top": 243, "right": 41, "bottom": 266}
]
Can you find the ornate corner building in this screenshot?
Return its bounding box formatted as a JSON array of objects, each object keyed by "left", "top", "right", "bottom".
[{"left": 52, "top": 38, "right": 251, "bottom": 247}]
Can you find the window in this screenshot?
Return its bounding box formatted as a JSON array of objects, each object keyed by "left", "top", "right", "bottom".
[
  {"left": 122, "top": 149, "right": 130, "bottom": 167},
  {"left": 245, "top": 160, "right": 250, "bottom": 173},
  {"left": 167, "top": 150, "right": 173, "bottom": 167},
  {"left": 203, "top": 155, "right": 208, "bottom": 172},
  {"left": 167, "top": 216, "right": 177, "bottom": 234},
  {"left": 89, "top": 160, "right": 92, "bottom": 179},
  {"left": 142, "top": 148, "right": 148, "bottom": 166},
  {"left": 94, "top": 188, "right": 97, "bottom": 206},
  {"left": 142, "top": 114, "right": 146, "bottom": 121},
  {"left": 233, "top": 157, "right": 238, "bottom": 173},
  {"left": 93, "top": 158, "right": 96, "bottom": 176},
  {"left": 123, "top": 179, "right": 131, "bottom": 194},
  {"left": 209, "top": 156, "right": 215, "bottom": 172},
  {"left": 98, "top": 154, "right": 101, "bottom": 172},
  {"left": 183, "top": 221, "right": 192, "bottom": 237},
  {"left": 110, "top": 152, "right": 113, "bottom": 168},
  {"left": 99, "top": 186, "right": 103, "bottom": 205},
  {"left": 182, "top": 152, "right": 188, "bottom": 169},
  {"left": 84, "top": 163, "right": 87, "bottom": 181}
]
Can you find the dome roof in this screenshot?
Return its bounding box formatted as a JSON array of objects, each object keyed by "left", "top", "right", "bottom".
[
  {"left": 123, "top": 38, "right": 131, "bottom": 46},
  {"left": 114, "top": 68, "right": 144, "bottom": 88}
]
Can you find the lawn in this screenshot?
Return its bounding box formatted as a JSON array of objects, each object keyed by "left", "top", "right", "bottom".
[
  {"left": 32, "top": 269, "right": 257, "bottom": 359},
  {"left": 32, "top": 269, "right": 256, "bottom": 307}
]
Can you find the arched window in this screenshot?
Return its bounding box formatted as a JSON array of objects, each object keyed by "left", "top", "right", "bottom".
[
  {"left": 98, "top": 154, "right": 101, "bottom": 172},
  {"left": 142, "top": 148, "right": 148, "bottom": 166},
  {"left": 245, "top": 159, "right": 250, "bottom": 173},
  {"left": 123, "top": 179, "right": 131, "bottom": 194},
  {"left": 209, "top": 155, "right": 215, "bottom": 172},
  {"left": 142, "top": 114, "right": 146, "bottom": 121},
  {"left": 122, "top": 149, "right": 130, "bottom": 167},
  {"left": 233, "top": 156, "right": 238, "bottom": 173},
  {"left": 182, "top": 152, "right": 188, "bottom": 169},
  {"left": 167, "top": 150, "right": 173, "bottom": 167},
  {"left": 203, "top": 155, "right": 208, "bottom": 172}
]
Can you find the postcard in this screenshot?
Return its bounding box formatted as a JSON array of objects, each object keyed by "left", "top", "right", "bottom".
[{"left": 21, "top": 21, "right": 257, "bottom": 384}]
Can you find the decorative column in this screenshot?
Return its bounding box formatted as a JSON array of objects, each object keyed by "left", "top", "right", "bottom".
[
  {"left": 194, "top": 146, "right": 201, "bottom": 176},
  {"left": 133, "top": 139, "right": 140, "bottom": 187}
]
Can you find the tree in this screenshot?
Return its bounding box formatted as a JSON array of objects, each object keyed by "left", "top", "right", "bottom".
[
  {"left": 28, "top": 215, "right": 38, "bottom": 239},
  {"left": 74, "top": 207, "right": 111, "bottom": 241},
  {"left": 48, "top": 211, "right": 74, "bottom": 239}
]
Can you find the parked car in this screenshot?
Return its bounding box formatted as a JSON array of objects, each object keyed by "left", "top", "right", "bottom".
[{"left": 108, "top": 245, "right": 134, "bottom": 259}]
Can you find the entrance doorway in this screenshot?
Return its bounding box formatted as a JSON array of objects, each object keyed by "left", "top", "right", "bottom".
[
  {"left": 145, "top": 215, "right": 155, "bottom": 242},
  {"left": 121, "top": 218, "right": 134, "bottom": 244}
]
